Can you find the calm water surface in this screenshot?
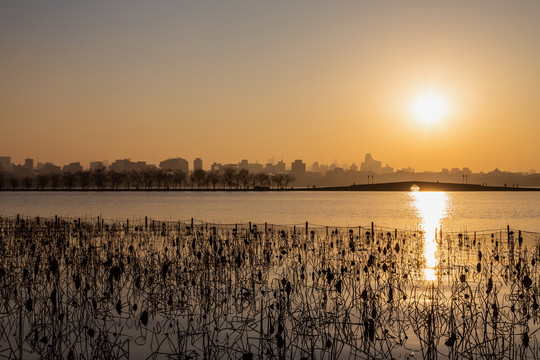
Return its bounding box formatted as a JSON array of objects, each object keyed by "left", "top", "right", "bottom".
[{"left": 1, "top": 191, "right": 540, "bottom": 232}]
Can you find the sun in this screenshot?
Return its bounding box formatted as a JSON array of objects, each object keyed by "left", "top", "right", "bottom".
[{"left": 410, "top": 91, "right": 449, "bottom": 125}]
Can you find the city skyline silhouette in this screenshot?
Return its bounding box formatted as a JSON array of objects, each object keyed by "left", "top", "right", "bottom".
[{"left": 2, "top": 1, "right": 540, "bottom": 172}]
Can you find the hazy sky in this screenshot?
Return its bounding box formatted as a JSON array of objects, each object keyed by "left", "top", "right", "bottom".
[{"left": 2, "top": 1, "right": 540, "bottom": 171}]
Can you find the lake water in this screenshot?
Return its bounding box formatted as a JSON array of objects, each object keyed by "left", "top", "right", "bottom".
[
  {"left": 1, "top": 191, "right": 540, "bottom": 233},
  {"left": 2, "top": 191, "right": 540, "bottom": 358}
]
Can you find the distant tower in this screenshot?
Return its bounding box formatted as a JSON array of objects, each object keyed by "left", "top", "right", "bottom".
[
  {"left": 291, "top": 160, "right": 306, "bottom": 174},
  {"left": 194, "top": 158, "right": 203, "bottom": 171},
  {"left": 24, "top": 158, "right": 34, "bottom": 170},
  {"left": 0, "top": 156, "right": 11, "bottom": 172}
]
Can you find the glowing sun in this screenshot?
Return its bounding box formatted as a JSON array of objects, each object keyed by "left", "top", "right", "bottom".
[{"left": 410, "top": 91, "right": 449, "bottom": 125}]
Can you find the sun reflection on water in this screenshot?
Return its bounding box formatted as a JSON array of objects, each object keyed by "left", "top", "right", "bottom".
[{"left": 410, "top": 191, "right": 449, "bottom": 281}]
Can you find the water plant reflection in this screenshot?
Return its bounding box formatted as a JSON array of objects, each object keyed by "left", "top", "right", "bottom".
[{"left": 410, "top": 191, "right": 449, "bottom": 281}]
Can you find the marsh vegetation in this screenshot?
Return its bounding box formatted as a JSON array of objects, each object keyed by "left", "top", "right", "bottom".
[{"left": 1, "top": 216, "right": 540, "bottom": 359}]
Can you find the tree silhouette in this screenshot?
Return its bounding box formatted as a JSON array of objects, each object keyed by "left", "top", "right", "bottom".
[
  {"left": 222, "top": 168, "right": 237, "bottom": 189},
  {"left": 157, "top": 169, "right": 173, "bottom": 189},
  {"left": 93, "top": 169, "right": 107, "bottom": 189},
  {"left": 189, "top": 172, "right": 196, "bottom": 189},
  {"left": 142, "top": 169, "right": 155, "bottom": 189},
  {"left": 172, "top": 169, "right": 186, "bottom": 189},
  {"left": 22, "top": 176, "right": 33, "bottom": 190},
  {"left": 163, "top": 170, "right": 173, "bottom": 189},
  {"left": 207, "top": 170, "right": 221, "bottom": 190},
  {"left": 155, "top": 169, "right": 167, "bottom": 189},
  {"left": 283, "top": 174, "right": 295, "bottom": 189},
  {"left": 193, "top": 168, "right": 207, "bottom": 189},
  {"left": 267, "top": 173, "right": 275, "bottom": 188},
  {"left": 36, "top": 174, "right": 48, "bottom": 189},
  {"left": 128, "top": 170, "right": 142, "bottom": 189},
  {"left": 0, "top": 173, "right": 4, "bottom": 190},
  {"left": 201, "top": 171, "right": 210, "bottom": 189},
  {"left": 9, "top": 177, "right": 19, "bottom": 189},
  {"left": 109, "top": 171, "right": 124, "bottom": 189},
  {"left": 254, "top": 172, "right": 269, "bottom": 187},
  {"left": 273, "top": 173, "right": 285, "bottom": 189},
  {"left": 238, "top": 169, "right": 252, "bottom": 189},
  {"left": 77, "top": 171, "right": 92, "bottom": 190},
  {"left": 49, "top": 173, "right": 61, "bottom": 189},
  {"left": 9, "top": 176, "right": 19, "bottom": 189},
  {"left": 62, "top": 173, "right": 75, "bottom": 190}
]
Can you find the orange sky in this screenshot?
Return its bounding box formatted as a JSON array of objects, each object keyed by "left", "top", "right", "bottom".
[{"left": 1, "top": 1, "right": 540, "bottom": 172}]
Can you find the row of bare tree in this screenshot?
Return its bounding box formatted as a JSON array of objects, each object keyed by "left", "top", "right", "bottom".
[{"left": 0, "top": 168, "right": 295, "bottom": 190}]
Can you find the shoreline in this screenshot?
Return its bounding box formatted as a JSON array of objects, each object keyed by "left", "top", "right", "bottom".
[{"left": 1, "top": 181, "right": 539, "bottom": 192}]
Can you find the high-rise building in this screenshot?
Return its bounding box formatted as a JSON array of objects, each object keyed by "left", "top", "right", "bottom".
[
  {"left": 0, "top": 156, "right": 11, "bottom": 172},
  {"left": 210, "top": 162, "right": 222, "bottom": 172},
  {"left": 24, "top": 158, "right": 34, "bottom": 170},
  {"left": 62, "top": 162, "right": 83, "bottom": 173},
  {"left": 249, "top": 163, "right": 264, "bottom": 173},
  {"left": 194, "top": 158, "right": 203, "bottom": 171},
  {"left": 360, "top": 153, "right": 382, "bottom": 173},
  {"left": 275, "top": 160, "right": 286, "bottom": 172},
  {"left": 40, "top": 163, "right": 62, "bottom": 175},
  {"left": 110, "top": 159, "right": 148, "bottom": 172},
  {"left": 238, "top": 160, "right": 249, "bottom": 170},
  {"left": 90, "top": 161, "right": 106, "bottom": 171},
  {"left": 380, "top": 164, "right": 394, "bottom": 174},
  {"left": 159, "top": 158, "right": 189, "bottom": 173},
  {"left": 291, "top": 160, "right": 306, "bottom": 174}
]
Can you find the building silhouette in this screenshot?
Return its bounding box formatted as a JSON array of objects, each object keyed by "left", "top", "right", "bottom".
[
  {"left": 39, "top": 162, "right": 61, "bottom": 175},
  {"left": 360, "top": 153, "right": 382, "bottom": 173},
  {"left": 62, "top": 162, "right": 83, "bottom": 173},
  {"left": 265, "top": 160, "right": 286, "bottom": 173},
  {"left": 159, "top": 158, "right": 189, "bottom": 173},
  {"left": 110, "top": 159, "right": 147, "bottom": 172},
  {"left": 24, "top": 158, "right": 34, "bottom": 170},
  {"left": 0, "top": 156, "right": 11, "bottom": 172},
  {"left": 238, "top": 160, "right": 249, "bottom": 170},
  {"left": 210, "top": 162, "right": 222, "bottom": 172},
  {"left": 194, "top": 158, "right": 203, "bottom": 171},
  {"left": 90, "top": 161, "right": 106, "bottom": 171},
  {"left": 291, "top": 160, "right": 306, "bottom": 174},
  {"left": 380, "top": 164, "right": 394, "bottom": 174}
]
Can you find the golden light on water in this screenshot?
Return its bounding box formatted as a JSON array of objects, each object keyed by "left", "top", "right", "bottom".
[{"left": 410, "top": 191, "right": 449, "bottom": 281}]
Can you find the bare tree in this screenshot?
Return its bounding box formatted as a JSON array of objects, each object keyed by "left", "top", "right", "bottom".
[
  {"left": 238, "top": 169, "right": 252, "bottom": 189},
  {"left": 63, "top": 173, "right": 75, "bottom": 189},
  {"left": 128, "top": 170, "right": 142, "bottom": 189},
  {"left": 207, "top": 170, "right": 221, "bottom": 190},
  {"left": 222, "top": 168, "right": 237, "bottom": 189},
  {"left": 273, "top": 173, "right": 285, "bottom": 189},
  {"left": 22, "top": 177, "right": 33, "bottom": 190},
  {"left": 155, "top": 169, "right": 166, "bottom": 189},
  {"left": 254, "top": 172, "right": 269, "bottom": 188},
  {"left": 9, "top": 177, "right": 19, "bottom": 189},
  {"left": 36, "top": 174, "right": 48, "bottom": 189},
  {"left": 93, "top": 169, "right": 107, "bottom": 189},
  {"left": 193, "top": 169, "right": 207, "bottom": 189},
  {"left": 283, "top": 174, "right": 295, "bottom": 189},
  {"left": 49, "top": 173, "right": 61, "bottom": 189},
  {"left": 109, "top": 171, "right": 124, "bottom": 189},
  {"left": 163, "top": 170, "right": 173, "bottom": 189},
  {"left": 201, "top": 172, "right": 210, "bottom": 189},
  {"left": 172, "top": 169, "right": 186, "bottom": 189},
  {"left": 77, "top": 171, "right": 92, "bottom": 190},
  {"left": 142, "top": 169, "right": 155, "bottom": 189},
  {"left": 189, "top": 173, "right": 196, "bottom": 189}
]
